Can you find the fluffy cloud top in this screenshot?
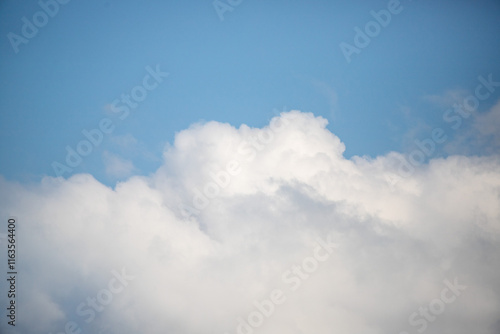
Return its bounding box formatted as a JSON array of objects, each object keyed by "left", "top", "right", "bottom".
[{"left": 1, "top": 111, "right": 499, "bottom": 334}]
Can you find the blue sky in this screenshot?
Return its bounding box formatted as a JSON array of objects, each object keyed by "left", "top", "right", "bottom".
[{"left": 1, "top": 0, "right": 499, "bottom": 185}]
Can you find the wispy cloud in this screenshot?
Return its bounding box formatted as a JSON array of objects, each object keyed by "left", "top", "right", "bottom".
[
  {"left": 102, "top": 150, "right": 137, "bottom": 179},
  {"left": 443, "top": 99, "right": 500, "bottom": 155},
  {"left": 424, "top": 89, "right": 470, "bottom": 108}
]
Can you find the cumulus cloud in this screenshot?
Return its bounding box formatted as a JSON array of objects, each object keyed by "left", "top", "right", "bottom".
[{"left": 1, "top": 111, "right": 499, "bottom": 334}]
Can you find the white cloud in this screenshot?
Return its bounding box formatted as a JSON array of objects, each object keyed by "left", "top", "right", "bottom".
[
  {"left": 0, "top": 111, "right": 499, "bottom": 334},
  {"left": 471, "top": 100, "right": 500, "bottom": 147},
  {"left": 110, "top": 134, "right": 138, "bottom": 149},
  {"left": 424, "top": 89, "right": 470, "bottom": 108},
  {"left": 102, "top": 150, "right": 137, "bottom": 178},
  {"left": 443, "top": 99, "right": 500, "bottom": 155}
]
